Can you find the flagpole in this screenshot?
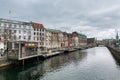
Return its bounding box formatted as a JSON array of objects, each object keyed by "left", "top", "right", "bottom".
[{"left": 9, "top": 10, "right": 11, "bottom": 19}]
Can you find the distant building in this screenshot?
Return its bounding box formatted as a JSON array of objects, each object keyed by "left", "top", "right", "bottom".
[
  {"left": 72, "top": 32, "right": 87, "bottom": 47},
  {"left": 115, "top": 32, "right": 120, "bottom": 47},
  {"left": 68, "top": 33, "right": 73, "bottom": 47},
  {"left": 62, "top": 32, "right": 69, "bottom": 48},
  {"left": 96, "top": 40, "right": 103, "bottom": 45},
  {"left": 78, "top": 33, "right": 87, "bottom": 47},
  {"left": 116, "top": 32, "right": 119, "bottom": 41},
  {"left": 87, "top": 38, "right": 96, "bottom": 46},
  {"left": 72, "top": 32, "right": 79, "bottom": 47}
]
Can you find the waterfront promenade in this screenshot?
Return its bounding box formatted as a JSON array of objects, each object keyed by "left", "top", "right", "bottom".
[{"left": 0, "top": 46, "right": 92, "bottom": 67}]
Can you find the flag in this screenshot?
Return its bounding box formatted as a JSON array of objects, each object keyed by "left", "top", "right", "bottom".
[{"left": 9, "top": 10, "right": 11, "bottom": 14}]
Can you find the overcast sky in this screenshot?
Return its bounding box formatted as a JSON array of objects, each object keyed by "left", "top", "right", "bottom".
[{"left": 0, "top": 0, "right": 120, "bottom": 40}]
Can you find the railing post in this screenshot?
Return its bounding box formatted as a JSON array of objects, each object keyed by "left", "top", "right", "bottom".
[{"left": 19, "top": 42, "right": 21, "bottom": 60}]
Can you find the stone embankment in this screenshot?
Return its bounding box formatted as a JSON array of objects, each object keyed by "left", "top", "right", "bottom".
[{"left": 107, "top": 46, "right": 120, "bottom": 63}]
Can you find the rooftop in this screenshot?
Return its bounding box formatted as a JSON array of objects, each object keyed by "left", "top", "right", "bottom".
[
  {"left": 32, "top": 22, "right": 44, "bottom": 28},
  {"left": 0, "top": 18, "right": 30, "bottom": 25},
  {"left": 72, "top": 32, "right": 87, "bottom": 37},
  {"left": 46, "top": 29, "right": 62, "bottom": 33}
]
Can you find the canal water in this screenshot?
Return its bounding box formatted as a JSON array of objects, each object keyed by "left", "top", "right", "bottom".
[{"left": 0, "top": 47, "right": 120, "bottom": 80}]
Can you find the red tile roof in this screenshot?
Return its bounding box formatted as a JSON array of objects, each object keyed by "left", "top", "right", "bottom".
[{"left": 32, "top": 22, "right": 44, "bottom": 28}]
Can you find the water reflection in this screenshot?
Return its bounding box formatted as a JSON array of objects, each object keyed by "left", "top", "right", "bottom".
[
  {"left": 0, "top": 50, "right": 87, "bottom": 80},
  {"left": 1, "top": 47, "right": 120, "bottom": 80}
]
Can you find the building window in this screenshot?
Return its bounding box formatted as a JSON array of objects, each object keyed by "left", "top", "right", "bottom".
[
  {"left": 9, "top": 24, "right": 12, "bottom": 28},
  {"left": 37, "top": 37, "right": 39, "bottom": 41},
  {"left": 28, "top": 36, "right": 31, "bottom": 40},
  {"left": 37, "top": 32, "right": 39, "bottom": 35},
  {"left": 34, "top": 37, "right": 35, "bottom": 40},
  {"left": 23, "top": 30, "right": 26, "bottom": 34},
  {"left": 34, "top": 28, "right": 36, "bottom": 31},
  {"left": 19, "top": 25, "right": 21, "bottom": 28},
  {"left": 19, "top": 36, "right": 21, "bottom": 39},
  {"left": 23, "top": 25, "right": 26, "bottom": 28},
  {"left": 14, "top": 30, "right": 16, "bottom": 33},
  {"left": 41, "top": 42, "right": 44, "bottom": 45},
  {"left": 41, "top": 29, "right": 42, "bottom": 32},
  {"left": 9, "top": 30, "right": 12, "bottom": 34},
  {"left": 20, "top": 25, "right": 23, "bottom": 28},
  {"left": 4, "top": 23, "right": 7, "bottom": 27},
  {"left": 34, "top": 32, "right": 36, "bottom": 35},
  {"left": 11, "top": 24, "right": 13, "bottom": 28},
  {"left": 14, "top": 24, "right": 17, "bottom": 28},
  {"left": 37, "top": 28, "right": 39, "bottom": 31},
  {"left": 39, "top": 37, "right": 41, "bottom": 41},
  {"left": 19, "top": 30, "right": 21, "bottom": 34},
  {"left": 24, "top": 36, "right": 26, "bottom": 39},
  {"left": 28, "top": 31, "right": 31, "bottom": 34},
  {"left": 42, "top": 29, "right": 44, "bottom": 31},
  {"left": 13, "top": 35, "right": 16, "bottom": 40}
]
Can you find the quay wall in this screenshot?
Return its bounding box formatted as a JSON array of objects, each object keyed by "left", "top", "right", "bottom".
[{"left": 107, "top": 46, "right": 120, "bottom": 63}]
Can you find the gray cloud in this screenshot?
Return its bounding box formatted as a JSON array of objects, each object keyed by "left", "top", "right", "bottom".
[{"left": 0, "top": 0, "right": 120, "bottom": 39}]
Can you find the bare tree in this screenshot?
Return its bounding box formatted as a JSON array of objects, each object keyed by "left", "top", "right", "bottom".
[{"left": 3, "top": 24, "right": 16, "bottom": 50}]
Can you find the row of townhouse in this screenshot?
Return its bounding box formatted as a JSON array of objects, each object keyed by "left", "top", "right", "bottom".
[
  {"left": 0, "top": 18, "right": 87, "bottom": 56},
  {"left": 0, "top": 18, "right": 45, "bottom": 49},
  {"left": 45, "top": 30, "right": 87, "bottom": 50}
]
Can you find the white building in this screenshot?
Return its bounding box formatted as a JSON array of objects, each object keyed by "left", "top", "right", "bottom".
[
  {"left": 31, "top": 22, "right": 46, "bottom": 48},
  {"left": 0, "top": 29, "right": 4, "bottom": 50},
  {"left": 0, "top": 18, "right": 47, "bottom": 60},
  {"left": 45, "top": 29, "right": 63, "bottom": 49},
  {"left": 0, "top": 18, "right": 39, "bottom": 51},
  {"left": 0, "top": 18, "right": 34, "bottom": 42},
  {"left": 45, "top": 29, "right": 52, "bottom": 49}
]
